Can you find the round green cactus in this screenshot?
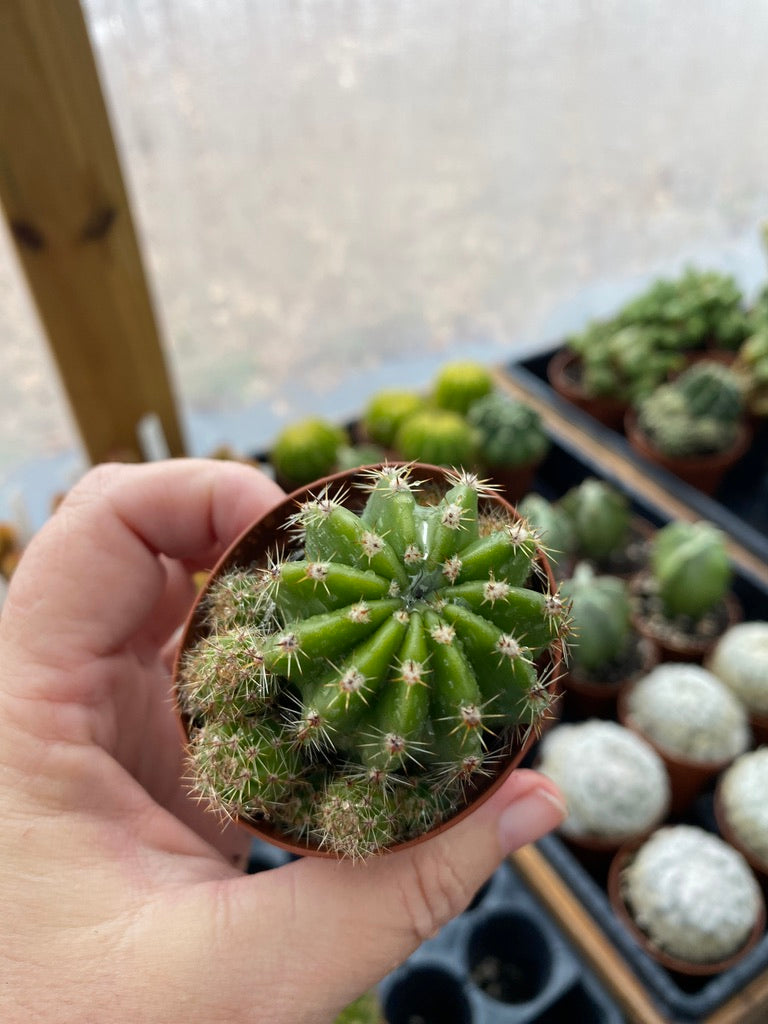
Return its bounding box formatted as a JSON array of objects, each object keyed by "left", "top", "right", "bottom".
[
  {"left": 559, "top": 479, "right": 631, "bottom": 561},
  {"left": 466, "top": 393, "right": 550, "bottom": 468},
  {"left": 432, "top": 361, "right": 494, "bottom": 415},
  {"left": 395, "top": 409, "right": 480, "bottom": 468},
  {"left": 517, "top": 493, "right": 577, "bottom": 574},
  {"left": 674, "top": 361, "right": 745, "bottom": 422},
  {"left": 270, "top": 418, "right": 347, "bottom": 487},
  {"left": 560, "top": 563, "right": 632, "bottom": 673},
  {"left": 361, "top": 389, "right": 424, "bottom": 448},
  {"left": 176, "top": 464, "right": 568, "bottom": 860},
  {"left": 650, "top": 520, "right": 732, "bottom": 620}
]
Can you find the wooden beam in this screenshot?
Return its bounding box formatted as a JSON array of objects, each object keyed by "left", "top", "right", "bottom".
[{"left": 0, "top": 0, "right": 185, "bottom": 464}]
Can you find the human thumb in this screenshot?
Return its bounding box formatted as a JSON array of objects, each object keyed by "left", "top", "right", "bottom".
[{"left": 210, "top": 768, "right": 565, "bottom": 1022}]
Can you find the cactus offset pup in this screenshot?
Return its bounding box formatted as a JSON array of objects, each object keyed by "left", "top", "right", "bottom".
[{"left": 175, "top": 463, "right": 567, "bottom": 860}]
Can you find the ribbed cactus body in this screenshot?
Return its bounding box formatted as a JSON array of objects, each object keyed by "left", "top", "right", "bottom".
[
  {"left": 651, "top": 521, "right": 732, "bottom": 621},
  {"left": 177, "top": 464, "right": 567, "bottom": 858},
  {"left": 467, "top": 393, "right": 550, "bottom": 468},
  {"left": 560, "top": 479, "right": 631, "bottom": 561},
  {"left": 674, "top": 362, "right": 745, "bottom": 422},
  {"left": 560, "top": 563, "right": 631, "bottom": 672}
]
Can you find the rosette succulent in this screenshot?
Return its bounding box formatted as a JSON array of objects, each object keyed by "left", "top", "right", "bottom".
[{"left": 176, "top": 464, "right": 568, "bottom": 860}]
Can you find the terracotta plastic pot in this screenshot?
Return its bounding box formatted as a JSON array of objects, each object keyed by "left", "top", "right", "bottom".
[
  {"left": 608, "top": 842, "right": 766, "bottom": 977},
  {"left": 173, "top": 462, "right": 563, "bottom": 859},
  {"left": 624, "top": 409, "right": 753, "bottom": 497},
  {"left": 546, "top": 349, "right": 629, "bottom": 431}
]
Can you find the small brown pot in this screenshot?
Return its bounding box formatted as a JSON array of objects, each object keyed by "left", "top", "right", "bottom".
[
  {"left": 608, "top": 842, "right": 766, "bottom": 977},
  {"left": 546, "top": 349, "right": 629, "bottom": 431},
  {"left": 751, "top": 712, "right": 768, "bottom": 747},
  {"left": 624, "top": 409, "right": 753, "bottom": 497},
  {"left": 630, "top": 574, "right": 743, "bottom": 664},
  {"left": 560, "top": 634, "right": 660, "bottom": 722},
  {"left": 617, "top": 684, "right": 738, "bottom": 815},
  {"left": 173, "top": 462, "right": 563, "bottom": 859}
]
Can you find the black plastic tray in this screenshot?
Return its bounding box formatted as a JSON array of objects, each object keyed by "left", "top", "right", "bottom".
[
  {"left": 524, "top": 433, "right": 768, "bottom": 1023},
  {"left": 504, "top": 344, "right": 768, "bottom": 565}
]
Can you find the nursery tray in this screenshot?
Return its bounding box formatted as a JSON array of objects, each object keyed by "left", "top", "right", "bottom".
[
  {"left": 499, "top": 343, "right": 768, "bottom": 567},
  {"left": 248, "top": 413, "right": 768, "bottom": 1024},
  {"left": 506, "top": 429, "right": 768, "bottom": 1024}
]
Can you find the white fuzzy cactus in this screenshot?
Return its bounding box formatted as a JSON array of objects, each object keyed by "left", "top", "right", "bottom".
[
  {"left": 538, "top": 720, "right": 670, "bottom": 842},
  {"left": 719, "top": 747, "right": 768, "bottom": 867},
  {"left": 624, "top": 663, "right": 750, "bottom": 763},
  {"left": 622, "top": 825, "right": 762, "bottom": 963},
  {"left": 708, "top": 621, "right": 768, "bottom": 716}
]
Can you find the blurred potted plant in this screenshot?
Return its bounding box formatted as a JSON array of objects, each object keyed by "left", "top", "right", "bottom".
[{"left": 466, "top": 392, "right": 551, "bottom": 501}]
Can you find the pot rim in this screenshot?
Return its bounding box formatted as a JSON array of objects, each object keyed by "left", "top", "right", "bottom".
[
  {"left": 172, "top": 461, "right": 564, "bottom": 858},
  {"left": 607, "top": 840, "right": 767, "bottom": 977}
]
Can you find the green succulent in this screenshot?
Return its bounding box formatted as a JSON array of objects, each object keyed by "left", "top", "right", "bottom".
[
  {"left": 177, "top": 465, "right": 568, "bottom": 860},
  {"left": 432, "top": 361, "right": 494, "bottom": 415},
  {"left": 650, "top": 520, "right": 732, "bottom": 621},
  {"left": 516, "top": 493, "right": 577, "bottom": 574},
  {"left": 559, "top": 479, "right": 631, "bottom": 561},
  {"left": 735, "top": 329, "right": 768, "bottom": 416},
  {"left": 466, "top": 393, "right": 550, "bottom": 468},
  {"left": 361, "top": 390, "right": 424, "bottom": 448},
  {"left": 395, "top": 409, "right": 480, "bottom": 468},
  {"left": 270, "top": 418, "right": 347, "bottom": 487},
  {"left": 560, "top": 563, "right": 632, "bottom": 673}
]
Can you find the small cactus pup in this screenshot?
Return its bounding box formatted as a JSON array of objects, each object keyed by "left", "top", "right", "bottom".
[
  {"left": 394, "top": 409, "right": 481, "bottom": 468},
  {"left": 466, "top": 392, "right": 551, "bottom": 501},
  {"left": 174, "top": 463, "right": 568, "bottom": 860},
  {"left": 558, "top": 563, "right": 658, "bottom": 717},
  {"left": 270, "top": 417, "right": 348, "bottom": 490},
  {"left": 610, "top": 825, "right": 765, "bottom": 975},
  {"left": 432, "top": 360, "right": 494, "bottom": 415},
  {"left": 359, "top": 389, "right": 424, "bottom": 449},
  {"left": 632, "top": 519, "right": 738, "bottom": 661}
]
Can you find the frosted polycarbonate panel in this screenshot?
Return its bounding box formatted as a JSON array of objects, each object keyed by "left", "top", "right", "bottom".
[{"left": 29, "top": 2, "right": 768, "bottom": 461}]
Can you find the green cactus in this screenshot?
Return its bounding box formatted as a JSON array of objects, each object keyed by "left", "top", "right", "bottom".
[
  {"left": 335, "top": 443, "right": 388, "bottom": 472},
  {"left": 432, "top": 361, "right": 494, "bottom": 415},
  {"left": 270, "top": 418, "right": 347, "bottom": 487},
  {"left": 177, "top": 464, "right": 568, "bottom": 860},
  {"left": 517, "top": 493, "right": 577, "bottom": 573},
  {"left": 466, "top": 393, "right": 550, "bottom": 469},
  {"left": 734, "top": 329, "right": 768, "bottom": 417},
  {"left": 361, "top": 389, "right": 424, "bottom": 448},
  {"left": 560, "top": 563, "right": 632, "bottom": 673},
  {"left": 559, "top": 479, "right": 631, "bottom": 561},
  {"left": 395, "top": 409, "right": 480, "bottom": 468},
  {"left": 650, "top": 520, "right": 732, "bottom": 621},
  {"left": 636, "top": 362, "right": 745, "bottom": 458}
]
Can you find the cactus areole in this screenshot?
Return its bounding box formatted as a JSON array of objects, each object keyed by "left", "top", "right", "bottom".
[{"left": 173, "top": 463, "right": 567, "bottom": 860}]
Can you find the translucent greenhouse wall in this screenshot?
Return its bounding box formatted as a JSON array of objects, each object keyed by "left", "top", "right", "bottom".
[{"left": 3, "top": 0, "right": 768, "bottom": 524}]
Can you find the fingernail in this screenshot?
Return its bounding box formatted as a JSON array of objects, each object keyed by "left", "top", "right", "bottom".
[{"left": 498, "top": 787, "right": 567, "bottom": 855}]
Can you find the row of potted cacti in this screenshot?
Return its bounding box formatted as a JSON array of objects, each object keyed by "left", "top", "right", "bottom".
[
  {"left": 267, "top": 360, "right": 552, "bottom": 502},
  {"left": 547, "top": 265, "right": 768, "bottom": 495}
]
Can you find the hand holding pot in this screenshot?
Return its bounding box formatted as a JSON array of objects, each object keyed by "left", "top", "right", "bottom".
[{"left": 0, "top": 459, "right": 565, "bottom": 1024}]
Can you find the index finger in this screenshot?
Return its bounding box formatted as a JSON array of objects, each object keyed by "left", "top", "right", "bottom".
[{"left": 1, "top": 459, "right": 285, "bottom": 667}]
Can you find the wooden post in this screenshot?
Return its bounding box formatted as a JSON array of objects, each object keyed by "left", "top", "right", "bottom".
[{"left": 0, "top": 0, "right": 185, "bottom": 464}]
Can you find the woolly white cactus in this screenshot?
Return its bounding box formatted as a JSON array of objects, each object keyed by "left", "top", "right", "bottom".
[
  {"left": 624, "top": 663, "right": 750, "bottom": 763},
  {"left": 538, "top": 720, "right": 670, "bottom": 842},
  {"left": 719, "top": 747, "right": 768, "bottom": 867},
  {"left": 621, "top": 825, "right": 762, "bottom": 964},
  {"left": 708, "top": 621, "right": 768, "bottom": 716}
]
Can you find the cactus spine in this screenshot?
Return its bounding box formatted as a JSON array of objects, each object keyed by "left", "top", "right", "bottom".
[{"left": 177, "top": 464, "right": 568, "bottom": 859}]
